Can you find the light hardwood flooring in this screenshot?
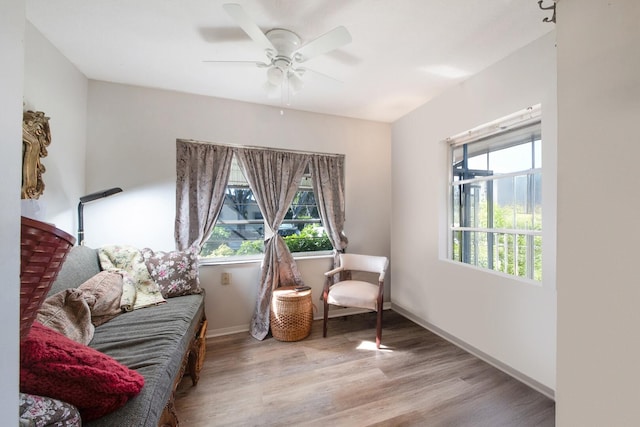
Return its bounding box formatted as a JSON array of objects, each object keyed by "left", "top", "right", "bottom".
[{"left": 175, "top": 310, "right": 555, "bottom": 426}]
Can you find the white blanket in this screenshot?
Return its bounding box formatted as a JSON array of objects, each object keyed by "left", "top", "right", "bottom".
[{"left": 98, "top": 245, "right": 166, "bottom": 309}]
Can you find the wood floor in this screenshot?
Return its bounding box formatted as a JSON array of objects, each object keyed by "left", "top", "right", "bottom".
[{"left": 175, "top": 310, "right": 555, "bottom": 427}]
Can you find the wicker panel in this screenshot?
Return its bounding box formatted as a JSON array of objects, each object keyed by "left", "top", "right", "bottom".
[
  {"left": 188, "top": 319, "right": 208, "bottom": 386},
  {"left": 270, "top": 286, "right": 313, "bottom": 342},
  {"left": 195, "top": 319, "right": 207, "bottom": 373},
  {"left": 20, "top": 216, "right": 75, "bottom": 341}
]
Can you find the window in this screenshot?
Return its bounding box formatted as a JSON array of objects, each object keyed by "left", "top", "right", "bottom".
[
  {"left": 449, "top": 107, "right": 542, "bottom": 281},
  {"left": 200, "top": 156, "right": 332, "bottom": 259}
]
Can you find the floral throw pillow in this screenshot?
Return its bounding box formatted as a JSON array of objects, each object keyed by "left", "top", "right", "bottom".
[
  {"left": 141, "top": 246, "right": 202, "bottom": 298},
  {"left": 20, "top": 392, "right": 81, "bottom": 427}
]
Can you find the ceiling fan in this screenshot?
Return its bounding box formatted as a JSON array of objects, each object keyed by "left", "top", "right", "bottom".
[{"left": 205, "top": 3, "right": 352, "bottom": 101}]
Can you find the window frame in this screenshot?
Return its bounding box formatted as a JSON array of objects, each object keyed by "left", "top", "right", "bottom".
[
  {"left": 446, "top": 105, "right": 543, "bottom": 282},
  {"left": 199, "top": 155, "right": 333, "bottom": 262}
]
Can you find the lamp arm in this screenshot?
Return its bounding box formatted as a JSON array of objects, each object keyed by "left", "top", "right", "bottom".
[
  {"left": 77, "top": 202, "right": 85, "bottom": 246},
  {"left": 77, "top": 187, "right": 122, "bottom": 245}
]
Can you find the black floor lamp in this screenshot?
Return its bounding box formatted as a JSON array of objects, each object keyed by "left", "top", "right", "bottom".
[{"left": 77, "top": 187, "right": 123, "bottom": 245}]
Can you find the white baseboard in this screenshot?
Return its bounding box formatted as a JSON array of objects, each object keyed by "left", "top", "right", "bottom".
[
  {"left": 207, "top": 325, "right": 250, "bottom": 337},
  {"left": 206, "top": 302, "right": 393, "bottom": 338},
  {"left": 391, "top": 303, "right": 555, "bottom": 401}
]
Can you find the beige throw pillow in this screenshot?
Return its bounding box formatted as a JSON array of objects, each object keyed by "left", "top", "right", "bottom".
[{"left": 37, "top": 289, "right": 94, "bottom": 345}]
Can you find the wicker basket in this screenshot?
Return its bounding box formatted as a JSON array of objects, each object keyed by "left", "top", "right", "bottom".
[
  {"left": 20, "top": 216, "right": 76, "bottom": 340},
  {"left": 270, "top": 286, "right": 313, "bottom": 342}
]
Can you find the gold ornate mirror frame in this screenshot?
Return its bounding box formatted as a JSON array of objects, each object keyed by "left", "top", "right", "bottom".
[{"left": 22, "top": 110, "right": 51, "bottom": 199}]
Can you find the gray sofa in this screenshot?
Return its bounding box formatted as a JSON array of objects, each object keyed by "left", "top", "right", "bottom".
[{"left": 48, "top": 245, "right": 207, "bottom": 427}]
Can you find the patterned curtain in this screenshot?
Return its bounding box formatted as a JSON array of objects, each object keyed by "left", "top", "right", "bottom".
[
  {"left": 310, "top": 154, "right": 348, "bottom": 268},
  {"left": 235, "top": 148, "right": 309, "bottom": 340},
  {"left": 174, "top": 140, "right": 234, "bottom": 250}
]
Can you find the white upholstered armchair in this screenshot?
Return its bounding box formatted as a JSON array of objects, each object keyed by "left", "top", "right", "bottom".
[{"left": 322, "top": 253, "right": 389, "bottom": 349}]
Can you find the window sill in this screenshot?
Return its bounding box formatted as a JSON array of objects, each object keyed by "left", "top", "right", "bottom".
[
  {"left": 198, "top": 250, "right": 334, "bottom": 266},
  {"left": 441, "top": 258, "right": 543, "bottom": 287}
]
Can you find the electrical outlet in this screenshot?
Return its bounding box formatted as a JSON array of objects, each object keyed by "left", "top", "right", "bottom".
[{"left": 221, "top": 272, "right": 231, "bottom": 285}]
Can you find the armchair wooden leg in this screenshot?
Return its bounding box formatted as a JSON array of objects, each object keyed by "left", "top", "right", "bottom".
[
  {"left": 323, "top": 298, "right": 329, "bottom": 338},
  {"left": 376, "top": 308, "right": 383, "bottom": 349}
]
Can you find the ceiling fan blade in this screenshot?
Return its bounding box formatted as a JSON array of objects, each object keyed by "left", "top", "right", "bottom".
[
  {"left": 222, "top": 3, "right": 275, "bottom": 51},
  {"left": 296, "top": 66, "right": 343, "bottom": 83},
  {"left": 294, "top": 26, "right": 352, "bottom": 63},
  {"left": 203, "top": 60, "right": 269, "bottom": 68}
]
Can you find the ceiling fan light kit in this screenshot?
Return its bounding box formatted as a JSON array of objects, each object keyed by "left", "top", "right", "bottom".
[
  {"left": 266, "top": 63, "right": 284, "bottom": 86},
  {"left": 209, "top": 3, "right": 352, "bottom": 105}
]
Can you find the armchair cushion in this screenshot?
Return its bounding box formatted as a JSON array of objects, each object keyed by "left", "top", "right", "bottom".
[{"left": 327, "top": 280, "right": 380, "bottom": 311}]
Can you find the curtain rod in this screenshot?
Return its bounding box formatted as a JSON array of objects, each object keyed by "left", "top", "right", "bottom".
[{"left": 176, "top": 138, "right": 344, "bottom": 158}]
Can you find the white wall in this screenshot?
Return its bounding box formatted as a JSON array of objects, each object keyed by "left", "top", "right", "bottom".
[
  {"left": 391, "top": 32, "right": 557, "bottom": 392},
  {"left": 22, "top": 20, "right": 392, "bottom": 338},
  {"left": 0, "top": 0, "right": 25, "bottom": 421},
  {"left": 19, "top": 2, "right": 640, "bottom": 423},
  {"left": 556, "top": 1, "right": 640, "bottom": 425},
  {"left": 23, "top": 21, "right": 88, "bottom": 234},
  {"left": 84, "top": 81, "right": 392, "bottom": 334}
]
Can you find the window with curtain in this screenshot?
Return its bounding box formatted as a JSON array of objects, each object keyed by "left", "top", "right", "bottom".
[
  {"left": 449, "top": 106, "right": 542, "bottom": 281},
  {"left": 175, "top": 139, "right": 347, "bottom": 340},
  {"left": 200, "top": 155, "right": 332, "bottom": 259}
]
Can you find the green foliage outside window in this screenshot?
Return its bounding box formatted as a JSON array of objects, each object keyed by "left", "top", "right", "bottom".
[
  {"left": 200, "top": 224, "right": 332, "bottom": 258},
  {"left": 236, "top": 240, "right": 263, "bottom": 255},
  {"left": 282, "top": 224, "right": 333, "bottom": 253},
  {"left": 211, "top": 243, "right": 235, "bottom": 257},
  {"left": 204, "top": 227, "right": 231, "bottom": 253},
  {"left": 453, "top": 201, "right": 542, "bottom": 281}
]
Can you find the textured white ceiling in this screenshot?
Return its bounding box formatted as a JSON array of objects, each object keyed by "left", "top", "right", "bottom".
[{"left": 25, "top": 0, "right": 554, "bottom": 123}]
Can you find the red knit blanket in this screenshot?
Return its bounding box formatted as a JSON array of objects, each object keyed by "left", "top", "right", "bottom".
[{"left": 20, "top": 321, "right": 144, "bottom": 421}]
